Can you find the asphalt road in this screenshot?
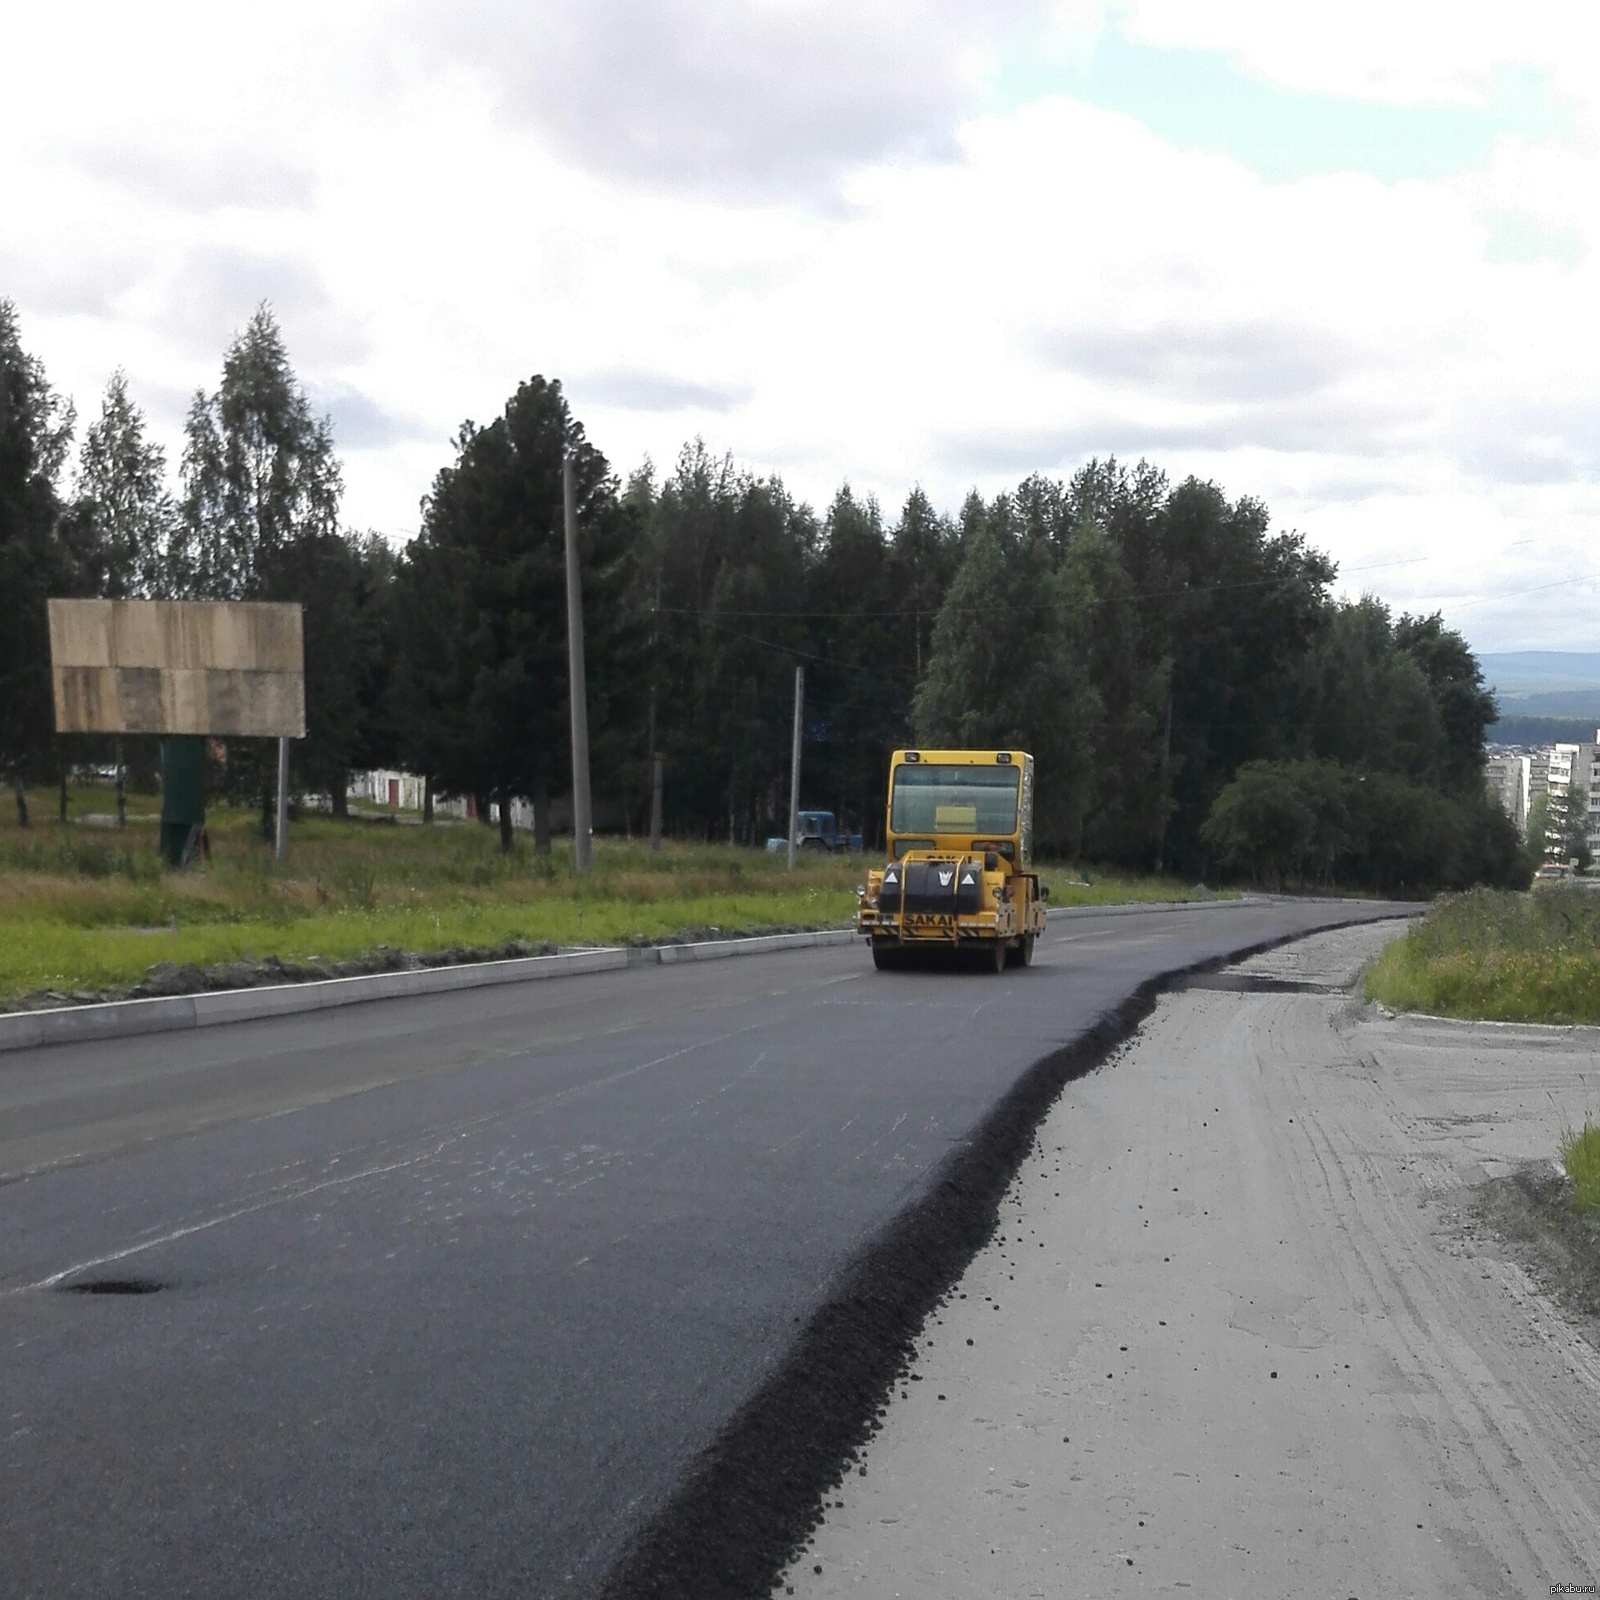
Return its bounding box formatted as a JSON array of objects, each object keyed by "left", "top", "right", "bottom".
[{"left": 0, "top": 899, "right": 1413, "bottom": 1599}]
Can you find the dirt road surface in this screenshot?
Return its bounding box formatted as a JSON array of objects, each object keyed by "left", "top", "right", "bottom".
[{"left": 779, "top": 922, "right": 1600, "bottom": 1599}]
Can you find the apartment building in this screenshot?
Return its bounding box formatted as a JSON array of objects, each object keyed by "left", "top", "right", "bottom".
[
  {"left": 1543, "top": 734, "right": 1600, "bottom": 859},
  {"left": 1485, "top": 731, "right": 1600, "bottom": 863},
  {"left": 1484, "top": 753, "right": 1530, "bottom": 834}
]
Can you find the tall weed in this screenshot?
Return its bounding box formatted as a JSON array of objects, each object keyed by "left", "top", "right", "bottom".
[
  {"left": 1366, "top": 886, "right": 1600, "bottom": 1023},
  {"left": 1561, "top": 1120, "right": 1600, "bottom": 1216}
]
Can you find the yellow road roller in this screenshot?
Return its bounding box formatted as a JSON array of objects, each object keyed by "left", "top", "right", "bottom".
[{"left": 855, "top": 748, "right": 1048, "bottom": 972}]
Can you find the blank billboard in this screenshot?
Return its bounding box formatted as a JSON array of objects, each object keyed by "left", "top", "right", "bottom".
[{"left": 48, "top": 599, "right": 306, "bottom": 738}]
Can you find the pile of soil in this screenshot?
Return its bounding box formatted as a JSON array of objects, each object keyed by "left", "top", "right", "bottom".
[{"left": 1475, "top": 1164, "right": 1600, "bottom": 1328}]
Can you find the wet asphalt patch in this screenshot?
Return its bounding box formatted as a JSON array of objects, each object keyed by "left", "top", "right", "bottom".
[{"left": 1175, "top": 973, "right": 1342, "bottom": 995}]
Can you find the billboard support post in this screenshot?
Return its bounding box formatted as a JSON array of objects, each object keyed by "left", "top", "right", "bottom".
[{"left": 276, "top": 737, "right": 290, "bottom": 862}]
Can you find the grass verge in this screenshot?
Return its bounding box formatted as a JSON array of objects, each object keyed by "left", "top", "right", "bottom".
[
  {"left": 1563, "top": 1121, "right": 1600, "bottom": 1216},
  {"left": 1, "top": 783, "right": 1223, "bottom": 1005},
  {"left": 1365, "top": 885, "right": 1600, "bottom": 1024}
]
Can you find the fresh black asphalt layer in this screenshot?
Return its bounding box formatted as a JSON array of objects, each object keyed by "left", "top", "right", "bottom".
[{"left": 0, "top": 899, "right": 1413, "bottom": 1599}]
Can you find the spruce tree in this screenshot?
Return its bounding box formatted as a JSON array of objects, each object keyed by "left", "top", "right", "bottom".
[
  {"left": 409, "top": 376, "right": 641, "bottom": 852},
  {"left": 68, "top": 371, "right": 174, "bottom": 599},
  {"left": 176, "top": 305, "right": 358, "bottom": 823},
  {"left": 0, "top": 300, "right": 75, "bottom": 823}
]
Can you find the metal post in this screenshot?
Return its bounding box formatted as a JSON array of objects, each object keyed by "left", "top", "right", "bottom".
[
  {"left": 650, "top": 753, "right": 663, "bottom": 853},
  {"left": 647, "top": 555, "right": 662, "bottom": 856},
  {"left": 786, "top": 664, "right": 804, "bottom": 871},
  {"left": 563, "top": 453, "right": 594, "bottom": 873},
  {"left": 275, "top": 736, "right": 289, "bottom": 861}
]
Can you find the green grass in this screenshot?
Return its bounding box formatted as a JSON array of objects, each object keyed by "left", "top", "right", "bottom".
[
  {"left": 1365, "top": 885, "right": 1600, "bottom": 1024},
  {"left": 0, "top": 782, "right": 1225, "bottom": 1002},
  {"left": 1561, "top": 1121, "right": 1600, "bottom": 1216},
  {"left": 1, "top": 891, "right": 854, "bottom": 997},
  {"left": 0, "top": 787, "right": 858, "bottom": 999}
]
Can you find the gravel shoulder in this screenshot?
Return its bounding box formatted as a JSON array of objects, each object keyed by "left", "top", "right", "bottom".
[{"left": 778, "top": 922, "right": 1600, "bottom": 1599}]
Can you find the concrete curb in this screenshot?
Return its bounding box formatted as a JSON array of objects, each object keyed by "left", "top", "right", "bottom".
[
  {"left": 0, "top": 929, "right": 861, "bottom": 1056},
  {"left": 653, "top": 929, "right": 858, "bottom": 964}
]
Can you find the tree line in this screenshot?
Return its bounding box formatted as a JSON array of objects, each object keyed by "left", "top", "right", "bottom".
[{"left": 0, "top": 299, "right": 1525, "bottom": 889}]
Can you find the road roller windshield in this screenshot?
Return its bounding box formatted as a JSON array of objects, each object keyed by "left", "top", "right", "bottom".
[{"left": 889, "top": 764, "right": 1020, "bottom": 835}]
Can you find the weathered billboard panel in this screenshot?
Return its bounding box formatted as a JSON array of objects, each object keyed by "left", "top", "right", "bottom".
[{"left": 48, "top": 599, "right": 306, "bottom": 737}]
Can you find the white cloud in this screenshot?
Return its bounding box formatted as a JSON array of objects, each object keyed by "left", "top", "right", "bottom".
[
  {"left": 314, "top": 387, "right": 437, "bottom": 452},
  {"left": 402, "top": 0, "right": 1054, "bottom": 204},
  {"left": 1039, "top": 318, "right": 1353, "bottom": 403},
  {"left": 1122, "top": 0, "right": 1596, "bottom": 110},
  {"left": 1, "top": 2, "right": 1597, "bottom": 649},
  {"left": 573, "top": 370, "right": 753, "bottom": 414},
  {"left": 146, "top": 245, "right": 368, "bottom": 363},
  {"left": 54, "top": 140, "right": 318, "bottom": 215}
]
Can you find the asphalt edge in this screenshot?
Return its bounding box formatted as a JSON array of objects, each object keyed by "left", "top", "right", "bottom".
[{"left": 595, "top": 912, "right": 1399, "bottom": 1600}]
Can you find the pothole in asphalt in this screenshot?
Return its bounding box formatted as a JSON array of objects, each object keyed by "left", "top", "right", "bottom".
[
  {"left": 1177, "top": 974, "right": 1341, "bottom": 995},
  {"left": 56, "top": 1277, "right": 168, "bottom": 1296}
]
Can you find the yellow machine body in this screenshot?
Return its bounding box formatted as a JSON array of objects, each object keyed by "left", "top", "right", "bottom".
[{"left": 855, "top": 749, "right": 1048, "bottom": 971}]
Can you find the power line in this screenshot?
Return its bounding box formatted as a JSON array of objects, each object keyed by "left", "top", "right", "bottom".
[{"left": 1443, "top": 570, "right": 1600, "bottom": 610}]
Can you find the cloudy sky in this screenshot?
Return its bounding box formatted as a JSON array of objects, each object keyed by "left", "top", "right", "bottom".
[{"left": 5, "top": 1, "right": 1597, "bottom": 651}]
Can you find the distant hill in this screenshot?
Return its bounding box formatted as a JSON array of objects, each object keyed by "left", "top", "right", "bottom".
[
  {"left": 1480, "top": 652, "right": 1600, "bottom": 725},
  {"left": 1493, "top": 690, "right": 1600, "bottom": 719},
  {"left": 1479, "top": 652, "right": 1600, "bottom": 693}
]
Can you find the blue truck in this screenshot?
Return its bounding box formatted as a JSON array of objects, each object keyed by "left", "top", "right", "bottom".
[{"left": 765, "top": 810, "right": 863, "bottom": 854}]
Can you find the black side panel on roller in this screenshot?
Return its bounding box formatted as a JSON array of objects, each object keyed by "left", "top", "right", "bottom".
[
  {"left": 879, "top": 864, "right": 902, "bottom": 913},
  {"left": 955, "top": 863, "right": 981, "bottom": 915},
  {"left": 900, "top": 861, "right": 926, "bottom": 911}
]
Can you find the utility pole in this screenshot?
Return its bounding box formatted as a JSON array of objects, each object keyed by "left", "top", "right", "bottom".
[
  {"left": 563, "top": 452, "right": 594, "bottom": 873},
  {"left": 1153, "top": 694, "right": 1173, "bottom": 873},
  {"left": 274, "top": 736, "right": 289, "bottom": 861},
  {"left": 650, "top": 753, "right": 663, "bottom": 852},
  {"left": 786, "top": 664, "right": 804, "bottom": 871},
  {"left": 647, "top": 553, "right": 662, "bottom": 853}
]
